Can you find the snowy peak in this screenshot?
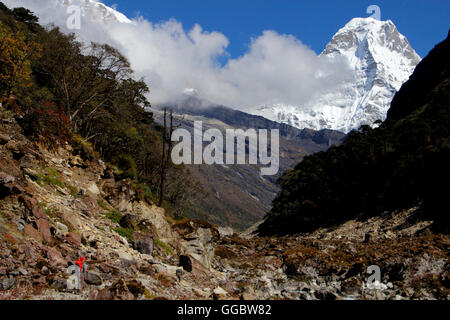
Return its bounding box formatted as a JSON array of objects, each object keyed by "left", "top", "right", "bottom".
[
  {"left": 252, "top": 18, "right": 421, "bottom": 133},
  {"left": 323, "top": 17, "right": 420, "bottom": 77},
  {"left": 321, "top": 18, "right": 421, "bottom": 131},
  {"left": 323, "top": 18, "right": 393, "bottom": 53},
  {"left": 59, "top": 0, "right": 132, "bottom": 24},
  {"left": 326, "top": 17, "right": 414, "bottom": 56}
]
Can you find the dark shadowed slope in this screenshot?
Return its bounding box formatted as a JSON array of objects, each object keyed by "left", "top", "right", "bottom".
[{"left": 259, "top": 31, "right": 450, "bottom": 236}]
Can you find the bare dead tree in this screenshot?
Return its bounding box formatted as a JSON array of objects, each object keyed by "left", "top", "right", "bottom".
[{"left": 158, "top": 108, "right": 174, "bottom": 206}]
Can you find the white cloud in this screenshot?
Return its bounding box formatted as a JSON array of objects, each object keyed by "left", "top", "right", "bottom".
[{"left": 3, "top": 0, "right": 351, "bottom": 110}]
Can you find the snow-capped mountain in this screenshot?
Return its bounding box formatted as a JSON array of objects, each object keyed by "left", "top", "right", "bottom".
[
  {"left": 59, "top": 0, "right": 131, "bottom": 24},
  {"left": 252, "top": 18, "right": 421, "bottom": 133}
]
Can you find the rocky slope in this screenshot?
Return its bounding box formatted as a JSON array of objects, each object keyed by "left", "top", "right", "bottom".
[
  {"left": 253, "top": 18, "right": 421, "bottom": 133},
  {"left": 0, "top": 105, "right": 448, "bottom": 300}
]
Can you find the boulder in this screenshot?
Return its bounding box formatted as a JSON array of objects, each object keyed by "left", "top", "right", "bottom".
[
  {"left": 85, "top": 272, "right": 102, "bottom": 286},
  {"left": 52, "top": 278, "right": 67, "bottom": 291},
  {"left": 119, "top": 214, "right": 137, "bottom": 230},
  {"left": 19, "top": 154, "right": 37, "bottom": 170},
  {"left": 78, "top": 196, "right": 100, "bottom": 215},
  {"left": 0, "top": 172, "right": 15, "bottom": 184},
  {"left": 180, "top": 227, "right": 217, "bottom": 269},
  {"left": 45, "top": 247, "right": 66, "bottom": 267},
  {"left": 132, "top": 233, "right": 154, "bottom": 255},
  {"left": 96, "top": 279, "right": 135, "bottom": 300},
  {"left": 60, "top": 211, "right": 82, "bottom": 229},
  {"left": 19, "top": 196, "right": 47, "bottom": 220},
  {"left": 86, "top": 182, "right": 100, "bottom": 196},
  {"left": 66, "top": 232, "right": 81, "bottom": 247},
  {"left": 1, "top": 277, "right": 15, "bottom": 290},
  {"left": 212, "top": 287, "right": 229, "bottom": 300},
  {"left": 133, "top": 202, "right": 175, "bottom": 242},
  {"left": 36, "top": 218, "right": 52, "bottom": 244},
  {"left": 218, "top": 227, "right": 234, "bottom": 237},
  {"left": 56, "top": 222, "right": 69, "bottom": 234},
  {"left": 24, "top": 224, "right": 42, "bottom": 242}
]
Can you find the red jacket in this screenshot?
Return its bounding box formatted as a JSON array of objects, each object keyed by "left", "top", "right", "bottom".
[{"left": 75, "top": 257, "right": 85, "bottom": 272}]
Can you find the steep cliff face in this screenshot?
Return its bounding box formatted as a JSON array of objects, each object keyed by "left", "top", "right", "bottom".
[{"left": 253, "top": 18, "right": 421, "bottom": 133}]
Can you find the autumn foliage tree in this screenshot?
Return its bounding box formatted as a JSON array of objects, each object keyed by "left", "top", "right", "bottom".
[{"left": 0, "top": 21, "right": 41, "bottom": 100}]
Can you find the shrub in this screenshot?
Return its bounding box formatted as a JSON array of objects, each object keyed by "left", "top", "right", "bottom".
[
  {"left": 114, "top": 227, "right": 133, "bottom": 242},
  {"left": 70, "top": 134, "right": 98, "bottom": 160},
  {"left": 134, "top": 182, "right": 155, "bottom": 204},
  {"left": 20, "top": 100, "right": 72, "bottom": 145},
  {"left": 101, "top": 210, "right": 122, "bottom": 224},
  {"left": 31, "top": 167, "right": 64, "bottom": 188},
  {"left": 154, "top": 238, "right": 174, "bottom": 256},
  {"left": 67, "top": 185, "right": 79, "bottom": 198},
  {"left": 112, "top": 154, "right": 137, "bottom": 180},
  {"left": 97, "top": 199, "right": 109, "bottom": 211}
]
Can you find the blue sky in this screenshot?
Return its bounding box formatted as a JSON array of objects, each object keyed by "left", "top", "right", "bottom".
[{"left": 103, "top": 0, "right": 450, "bottom": 58}]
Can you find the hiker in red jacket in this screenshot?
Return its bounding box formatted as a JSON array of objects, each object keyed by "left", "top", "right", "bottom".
[{"left": 75, "top": 257, "right": 86, "bottom": 272}]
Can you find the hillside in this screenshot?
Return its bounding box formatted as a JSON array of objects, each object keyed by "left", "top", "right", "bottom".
[
  {"left": 0, "top": 2, "right": 203, "bottom": 222},
  {"left": 153, "top": 104, "right": 345, "bottom": 230},
  {"left": 259, "top": 31, "right": 450, "bottom": 236}
]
